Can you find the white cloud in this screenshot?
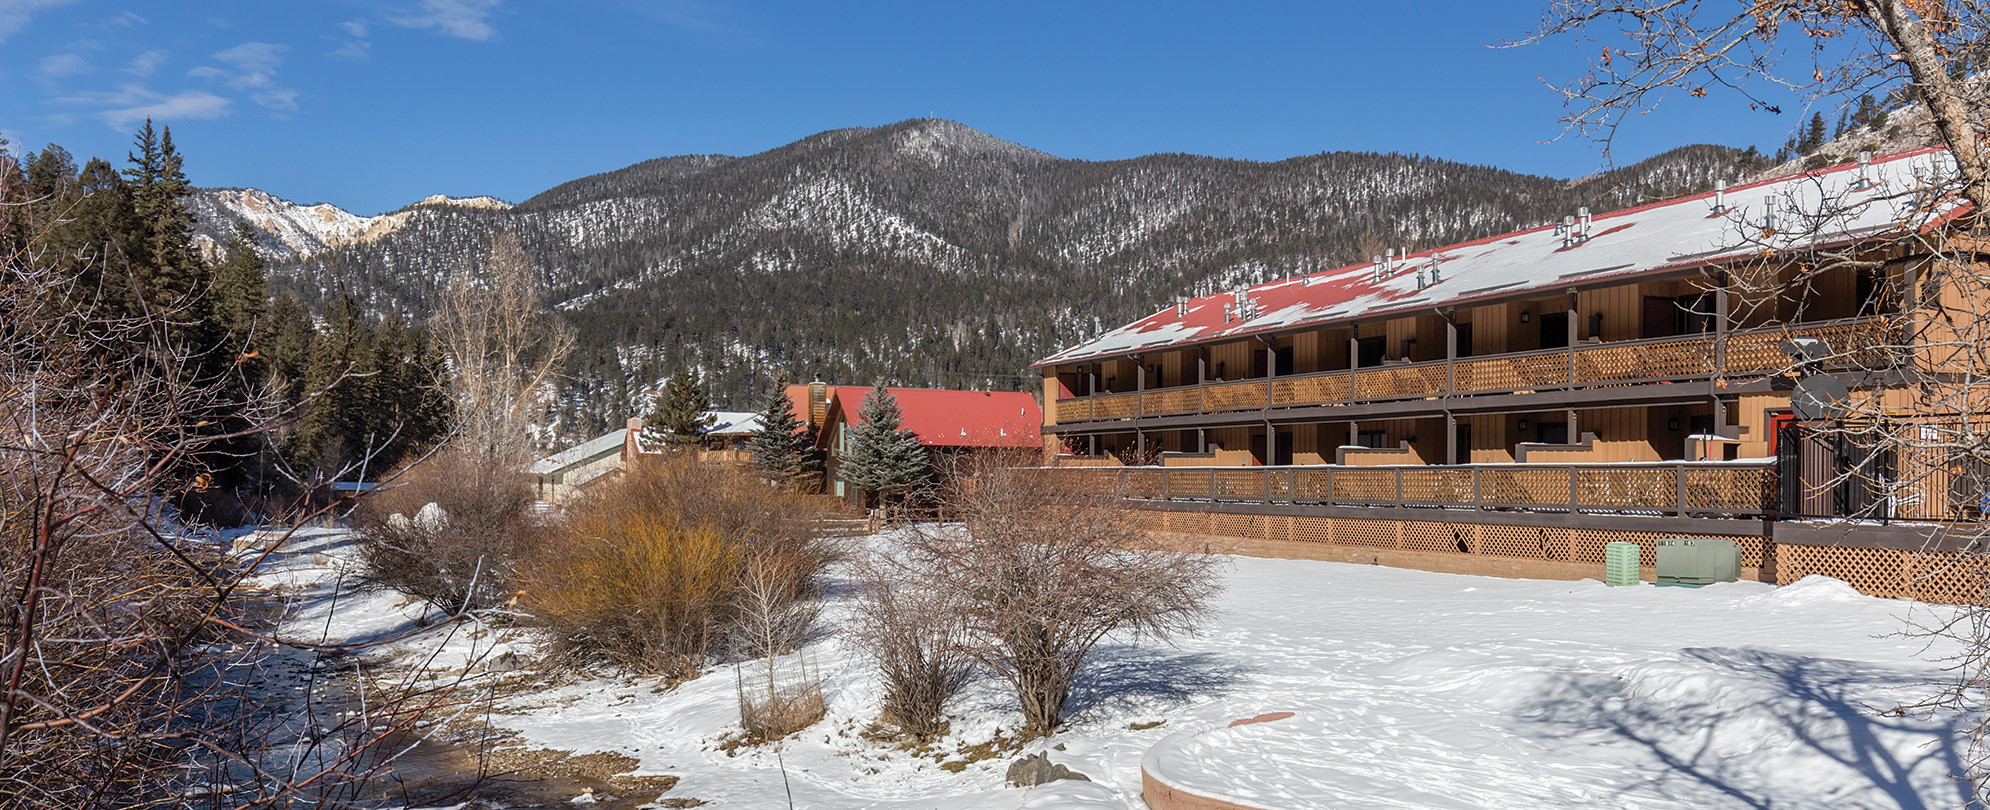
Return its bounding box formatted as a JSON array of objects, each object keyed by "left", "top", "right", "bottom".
[
  {"left": 107, "top": 10, "right": 143, "bottom": 27},
  {"left": 190, "top": 42, "right": 297, "bottom": 111},
  {"left": 330, "top": 19, "right": 370, "bottom": 62},
  {"left": 55, "top": 84, "right": 232, "bottom": 129},
  {"left": 389, "top": 0, "right": 501, "bottom": 41},
  {"left": 214, "top": 41, "right": 285, "bottom": 75},
  {"left": 36, "top": 52, "right": 89, "bottom": 80},
  {"left": 329, "top": 38, "right": 370, "bottom": 61},
  {"left": 0, "top": 0, "right": 80, "bottom": 43},
  {"left": 125, "top": 49, "right": 164, "bottom": 76}
]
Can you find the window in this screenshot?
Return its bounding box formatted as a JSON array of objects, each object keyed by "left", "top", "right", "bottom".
[{"left": 1358, "top": 429, "right": 1388, "bottom": 448}]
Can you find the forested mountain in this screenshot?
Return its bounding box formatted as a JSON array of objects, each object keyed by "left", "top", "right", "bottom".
[{"left": 198, "top": 119, "right": 1767, "bottom": 440}]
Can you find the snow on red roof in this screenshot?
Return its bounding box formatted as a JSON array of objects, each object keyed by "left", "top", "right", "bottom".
[
  {"left": 1036, "top": 145, "right": 1962, "bottom": 367},
  {"left": 821, "top": 386, "right": 1041, "bottom": 448}
]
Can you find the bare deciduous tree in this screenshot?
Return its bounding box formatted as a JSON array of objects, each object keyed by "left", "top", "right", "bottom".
[
  {"left": 439, "top": 231, "right": 574, "bottom": 472},
  {"left": 1526, "top": 2, "right": 1990, "bottom": 798},
  {"left": 890, "top": 452, "right": 1223, "bottom": 734},
  {"left": 0, "top": 213, "right": 485, "bottom": 807}
]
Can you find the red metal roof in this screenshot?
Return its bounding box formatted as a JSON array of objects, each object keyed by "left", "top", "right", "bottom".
[
  {"left": 815, "top": 386, "right": 1041, "bottom": 448},
  {"left": 1035, "top": 145, "right": 1962, "bottom": 368}
]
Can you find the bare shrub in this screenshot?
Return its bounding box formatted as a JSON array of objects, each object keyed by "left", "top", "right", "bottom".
[
  {"left": 897, "top": 451, "right": 1224, "bottom": 734},
  {"left": 355, "top": 446, "right": 541, "bottom": 613},
  {"left": 847, "top": 547, "right": 976, "bottom": 740},
  {"left": 523, "top": 455, "right": 835, "bottom": 679},
  {"left": 733, "top": 550, "right": 828, "bottom": 740}
]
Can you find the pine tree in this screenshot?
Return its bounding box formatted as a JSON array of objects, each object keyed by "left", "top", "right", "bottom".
[
  {"left": 840, "top": 383, "right": 929, "bottom": 508},
  {"left": 123, "top": 119, "right": 202, "bottom": 314},
  {"left": 212, "top": 225, "right": 268, "bottom": 354},
  {"left": 1798, "top": 112, "right": 1829, "bottom": 154},
  {"left": 642, "top": 368, "right": 716, "bottom": 448},
  {"left": 749, "top": 382, "right": 817, "bottom": 485}
]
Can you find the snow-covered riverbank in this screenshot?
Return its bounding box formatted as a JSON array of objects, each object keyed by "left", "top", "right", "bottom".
[{"left": 256, "top": 526, "right": 1967, "bottom": 809}]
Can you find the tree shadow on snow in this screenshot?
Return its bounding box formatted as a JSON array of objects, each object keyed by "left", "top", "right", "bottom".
[
  {"left": 1063, "top": 645, "right": 1252, "bottom": 720},
  {"left": 1513, "top": 646, "right": 1973, "bottom": 810}
]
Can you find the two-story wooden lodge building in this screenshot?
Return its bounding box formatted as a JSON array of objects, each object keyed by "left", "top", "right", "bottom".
[{"left": 1032, "top": 146, "right": 1987, "bottom": 603}]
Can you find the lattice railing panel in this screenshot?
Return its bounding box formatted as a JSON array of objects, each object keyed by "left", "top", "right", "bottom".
[
  {"left": 1402, "top": 521, "right": 1470, "bottom": 554},
  {"left": 1455, "top": 353, "right": 1569, "bottom": 393},
  {"left": 1166, "top": 470, "right": 1212, "bottom": 498},
  {"left": 1352, "top": 364, "right": 1447, "bottom": 400},
  {"left": 1091, "top": 393, "right": 1139, "bottom": 419},
  {"left": 1202, "top": 381, "right": 1268, "bottom": 411},
  {"left": 1683, "top": 467, "right": 1776, "bottom": 512},
  {"left": 1288, "top": 470, "right": 1333, "bottom": 501},
  {"left": 1122, "top": 469, "right": 1165, "bottom": 498},
  {"left": 1213, "top": 471, "right": 1263, "bottom": 500},
  {"left": 1335, "top": 519, "right": 1399, "bottom": 549},
  {"left": 1057, "top": 398, "right": 1091, "bottom": 421},
  {"left": 1907, "top": 551, "right": 1988, "bottom": 605},
  {"left": 1576, "top": 337, "right": 1714, "bottom": 386},
  {"left": 1476, "top": 525, "right": 1553, "bottom": 559},
  {"left": 1576, "top": 468, "right": 1675, "bottom": 509},
  {"left": 1332, "top": 470, "right": 1398, "bottom": 502},
  {"left": 1776, "top": 544, "right": 1906, "bottom": 598},
  {"left": 1480, "top": 468, "right": 1571, "bottom": 506},
  {"left": 1272, "top": 373, "right": 1352, "bottom": 407},
  {"left": 1291, "top": 516, "right": 1334, "bottom": 545},
  {"left": 1141, "top": 387, "right": 1200, "bottom": 415},
  {"left": 1400, "top": 469, "right": 1473, "bottom": 504},
  {"left": 1567, "top": 529, "right": 1654, "bottom": 567}
]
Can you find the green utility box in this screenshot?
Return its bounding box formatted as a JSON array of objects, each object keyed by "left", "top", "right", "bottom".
[
  {"left": 1604, "top": 541, "right": 1641, "bottom": 587},
  {"left": 1655, "top": 537, "right": 1740, "bottom": 587}
]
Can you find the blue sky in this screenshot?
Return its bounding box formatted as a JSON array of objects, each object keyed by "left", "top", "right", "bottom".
[{"left": 2, "top": 1, "right": 1821, "bottom": 215}]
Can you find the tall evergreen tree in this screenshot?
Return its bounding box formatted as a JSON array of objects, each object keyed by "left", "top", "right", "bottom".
[
  {"left": 749, "top": 381, "right": 817, "bottom": 485},
  {"left": 840, "top": 383, "right": 929, "bottom": 508},
  {"left": 122, "top": 119, "right": 201, "bottom": 314},
  {"left": 642, "top": 368, "right": 716, "bottom": 448}
]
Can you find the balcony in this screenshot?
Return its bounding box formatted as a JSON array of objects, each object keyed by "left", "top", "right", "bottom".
[
  {"left": 1030, "top": 461, "right": 1777, "bottom": 519},
  {"left": 1055, "top": 317, "right": 1890, "bottom": 424}
]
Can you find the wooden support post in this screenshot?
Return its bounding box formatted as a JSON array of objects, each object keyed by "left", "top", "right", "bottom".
[
  {"left": 1446, "top": 411, "right": 1457, "bottom": 466},
  {"left": 1566, "top": 290, "right": 1580, "bottom": 387},
  {"left": 1265, "top": 341, "right": 1277, "bottom": 405},
  {"left": 1444, "top": 310, "right": 1458, "bottom": 396},
  {"left": 1136, "top": 429, "right": 1146, "bottom": 464},
  {"left": 1135, "top": 355, "right": 1146, "bottom": 416},
  {"left": 1197, "top": 427, "right": 1207, "bottom": 454}
]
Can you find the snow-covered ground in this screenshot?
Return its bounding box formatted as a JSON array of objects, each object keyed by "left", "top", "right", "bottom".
[{"left": 253, "top": 527, "right": 1971, "bottom": 809}]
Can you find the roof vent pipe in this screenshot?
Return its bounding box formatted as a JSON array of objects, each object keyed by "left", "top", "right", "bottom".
[
  {"left": 1373, "top": 254, "right": 1385, "bottom": 282},
  {"left": 1857, "top": 150, "right": 1875, "bottom": 187},
  {"left": 1578, "top": 206, "right": 1592, "bottom": 240},
  {"left": 1562, "top": 215, "right": 1575, "bottom": 247},
  {"left": 1713, "top": 180, "right": 1727, "bottom": 214}
]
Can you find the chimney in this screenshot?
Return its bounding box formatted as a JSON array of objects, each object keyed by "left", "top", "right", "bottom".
[{"left": 808, "top": 379, "right": 828, "bottom": 427}]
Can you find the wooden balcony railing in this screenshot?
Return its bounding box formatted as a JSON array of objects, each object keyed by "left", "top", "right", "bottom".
[
  {"left": 1055, "top": 317, "right": 1891, "bottom": 423},
  {"left": 1027, "top": 461, "right": 1778, "bottom": 518}
]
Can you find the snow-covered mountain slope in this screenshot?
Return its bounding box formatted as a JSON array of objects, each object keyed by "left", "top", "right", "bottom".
[{"left": 189, "top": 188, "right": 511, "bottom": 262}]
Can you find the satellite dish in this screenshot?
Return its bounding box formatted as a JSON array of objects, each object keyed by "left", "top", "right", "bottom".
[{"left": 1791, "top": 374, "right": 1850, "bottom": 421}]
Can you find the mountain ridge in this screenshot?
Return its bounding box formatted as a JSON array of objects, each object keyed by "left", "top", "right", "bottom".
[{"left": 193, "top": 119, "right": 1770, "bottom": 441}]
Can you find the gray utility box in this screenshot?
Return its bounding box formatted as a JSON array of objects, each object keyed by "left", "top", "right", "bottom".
[{"left": 1655, "top": 538, "right": 1739, "bottom": 587}]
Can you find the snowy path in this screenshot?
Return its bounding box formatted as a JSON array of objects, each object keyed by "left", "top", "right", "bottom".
[{"left": 260, "top": 527, "right": 1970, "bottom": 809}]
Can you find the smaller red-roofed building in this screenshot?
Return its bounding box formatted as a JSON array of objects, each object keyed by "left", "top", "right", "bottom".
[{"left": 782, "top": 382, "right": 1041, "bottom": 505}]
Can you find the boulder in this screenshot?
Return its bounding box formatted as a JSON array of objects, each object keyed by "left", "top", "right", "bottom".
[{"left": 1006, "top": 752, "right": 1091, "bottom": 788}]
